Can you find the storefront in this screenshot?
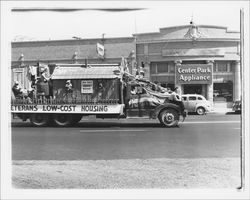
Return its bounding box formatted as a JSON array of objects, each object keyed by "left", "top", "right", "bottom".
[{"left": 135, "top": 21, "right": 240, "bottom": 108}]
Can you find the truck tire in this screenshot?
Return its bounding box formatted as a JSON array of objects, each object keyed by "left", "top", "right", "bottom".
[
  {"left": 52, "top": 114, "right": 73, "bottom": 127},
  {"left": 72, "top": 115, "right": 82, "bottom": 125},
  {"left": 30, "top": 114, "right": 50, "bottom": 127},
  {"left": 196, "top": 107, "right": 205, "bottom": 115},
  {"left": 158, "top": 108, "right": 179, "bottom": 127}
]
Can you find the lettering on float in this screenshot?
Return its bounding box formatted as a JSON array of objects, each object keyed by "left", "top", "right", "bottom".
[
  {"left": 11, "top": 105, "right": 38, "bottom": 112},
  {"left": 81, "top": 105, "right": 108, "bottom": 112},
  {"left": 176, "top": 65, "right": 212, "bottom": 84},
  {"left": 11, "top": 104, "right": 109, "bottom": 113}
]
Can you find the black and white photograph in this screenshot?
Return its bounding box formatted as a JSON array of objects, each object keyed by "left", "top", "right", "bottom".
[{"left": 1, "top": 1, "right": 249, "bottom": 199}]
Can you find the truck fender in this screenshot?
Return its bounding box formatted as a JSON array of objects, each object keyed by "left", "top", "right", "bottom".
[{"left": 152, "top": 103, "right": 181, "bottom": 119}]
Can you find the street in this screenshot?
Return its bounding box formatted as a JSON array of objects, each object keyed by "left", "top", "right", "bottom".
[
  {"left": 11, "top": 113, "right": 242, "bottom": 189},
  {"left": 12, "top": 113, "right": 241, "bottom": 160}
]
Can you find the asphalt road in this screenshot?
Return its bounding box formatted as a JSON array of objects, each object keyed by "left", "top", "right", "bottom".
[{"left": 11, "top": 113, "right": 241, "bottom": 160}]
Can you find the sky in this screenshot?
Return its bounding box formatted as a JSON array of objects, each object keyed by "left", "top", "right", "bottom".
[{"left": 6, "top": 1, "right": 248, "bottom": 41}]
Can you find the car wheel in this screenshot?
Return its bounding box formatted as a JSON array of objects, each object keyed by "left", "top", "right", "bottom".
[{"left": 196, "top": 107, "right": 205, "bottom": 115}]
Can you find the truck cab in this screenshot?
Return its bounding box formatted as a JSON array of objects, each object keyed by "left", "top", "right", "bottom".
[{"left": 124, "top": 81, "right": 185, "bottom": 127}]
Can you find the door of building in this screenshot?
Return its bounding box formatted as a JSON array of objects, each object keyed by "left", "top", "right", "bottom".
[{"left": 183, "top": 84, "right": 202, "bottom": 95}]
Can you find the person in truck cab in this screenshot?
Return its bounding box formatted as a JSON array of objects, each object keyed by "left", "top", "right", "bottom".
[{"left": 169, "top": 87, "right": 187, "bottom": 117}]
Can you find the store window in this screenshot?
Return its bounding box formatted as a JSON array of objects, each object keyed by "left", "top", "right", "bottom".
[{"left": 213, "top": 81, "right": 233, "bottom": 102}]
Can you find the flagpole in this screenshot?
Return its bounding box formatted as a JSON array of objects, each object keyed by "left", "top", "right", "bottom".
[{"left": 134, "top": 18, "right": 137, "bottom": 76}]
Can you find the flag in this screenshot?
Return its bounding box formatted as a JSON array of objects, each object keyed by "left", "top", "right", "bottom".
[{"left": 96, "top": 43, "right": 105, "bottom": 59}]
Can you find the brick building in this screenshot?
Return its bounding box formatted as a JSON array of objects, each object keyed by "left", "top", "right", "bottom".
[{"left": 11, "top": 22, "right": 241, "bottom": 108}]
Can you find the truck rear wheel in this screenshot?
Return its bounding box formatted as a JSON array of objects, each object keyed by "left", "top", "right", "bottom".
[
  {"left": 52, "top": 114, "right": 73, "bottom": 127},
  {"left": 159, "top": 109, "right": 179, "bottom": 127},
  {"left": 72, "top": 115, "right": 82, "bottom": 125},
  {"left": 30, "top": 114, "right": 50, "bottom": 127}
]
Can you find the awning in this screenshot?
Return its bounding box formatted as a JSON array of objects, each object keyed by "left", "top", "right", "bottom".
[{"left": 51, "top": 66, "right": 121, "bottom": 80}]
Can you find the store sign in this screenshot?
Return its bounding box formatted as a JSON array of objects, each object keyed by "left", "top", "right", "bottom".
[
  {"left": 162, "top": 48, "right": 224, "bottom": 57},
  {"left": 176, "top": 64, "right": 212, "bottom": 84},
  {"left": 11, "top": 104, "right": 124, "bottom": 114},
  {"left": 81, "top": 80, "right": 93, "bottom": 93}
]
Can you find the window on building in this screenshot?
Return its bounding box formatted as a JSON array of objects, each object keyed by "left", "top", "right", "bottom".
[
  {"left": 213, "top": 64, "right": 217, "bottom": 72},
  {"left": 229, "top": 62, "right": 234, "bottom": 72},
  {"left": 217, "top": 62, "right": 227, "bottom": 72},
  {"left": 157, "top": 63, "right": 168, "bottom": 73},
  {"left": 150, "top": 63, "right": 157, "bottom": 74},
  {"left": 169, "top": 65, "right": 175, "bottom": 73},
  {"left": 150, "top": 62, "right": 169, "bottom": 74}
]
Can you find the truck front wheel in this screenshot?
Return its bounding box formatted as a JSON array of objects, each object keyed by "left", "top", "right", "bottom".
[
  {"left": 30, "top": 114, "right": 50, "bottom": 127},
  {"left": 159, "top": 109, "right": 179, "bottom": 127},
  {"left": 52, "top": 114, "right": 73, "bottom": 127}
]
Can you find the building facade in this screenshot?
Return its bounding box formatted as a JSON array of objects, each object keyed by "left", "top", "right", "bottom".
[
  {"left": 135, "top": 22, "right": 240, "bottom": 108},
  {"left": 11, "top": 22, "right": 241, "bottom": 108}
]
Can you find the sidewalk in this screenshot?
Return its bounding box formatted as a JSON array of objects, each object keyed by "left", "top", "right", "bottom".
[
  {"left": 12, "top": 158, "right": 240, "bottom": 189},
  {"left": 210, "top": 107, "right": 233, "bottom": 114}
]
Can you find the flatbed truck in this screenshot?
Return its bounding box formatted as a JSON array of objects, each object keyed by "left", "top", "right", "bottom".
[{"left": 11, "top": 63, "right": 186, "bottom": 127}]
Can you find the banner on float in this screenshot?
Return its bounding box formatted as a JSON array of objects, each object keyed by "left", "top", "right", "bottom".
[{"left": 11, "top": 104, "right": 124, "bottom": 114}]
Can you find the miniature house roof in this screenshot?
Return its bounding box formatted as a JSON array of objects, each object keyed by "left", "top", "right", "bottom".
[{"left": 51, "top": 65, "right": 120, "bottom": 80}]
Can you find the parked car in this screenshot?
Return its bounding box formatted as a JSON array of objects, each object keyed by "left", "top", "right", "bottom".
[
  {"left": 181, "top": 94, "right": 213, "bottom": 115},
  {"left": 213, "top": 90, "right": 220, "bottom": 97},
  {"left": 232, "top": 100, "right": 241, "bottom": 114}
]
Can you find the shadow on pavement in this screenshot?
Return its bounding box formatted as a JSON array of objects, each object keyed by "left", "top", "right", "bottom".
[{"left": 226, "top": 112, "right": 241, "bottom": 115}]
